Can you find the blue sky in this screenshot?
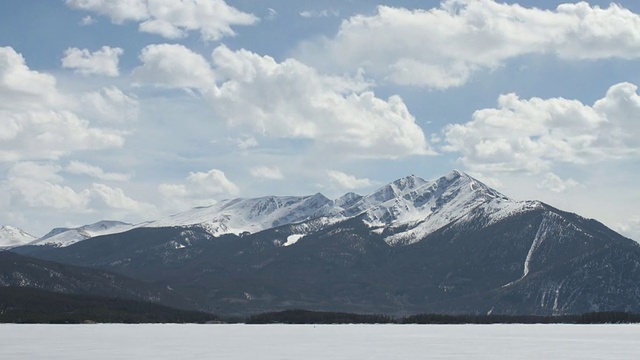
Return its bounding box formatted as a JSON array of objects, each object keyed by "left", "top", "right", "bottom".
[{"left": 1, "top": 0, "right": 639, "bottom": 239}]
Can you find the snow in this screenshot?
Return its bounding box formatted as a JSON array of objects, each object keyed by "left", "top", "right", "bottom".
[
  {"left": 0, "top": 226, "right": 37, "bottom": 249},
  {"left": 22, "top": 170, "right": 549, "bottom": 248},
  {"left": 284, "top": 234, "right": 304, "bottom": 246},
  {"left": 0, "top": 324, "right": 638, "bottom": 359},
  {"left": 142, "top": 194, "right": 339, "bottom": 237},
  {"left": 30, "top": 221, "right": 134, "bottom": 247}
]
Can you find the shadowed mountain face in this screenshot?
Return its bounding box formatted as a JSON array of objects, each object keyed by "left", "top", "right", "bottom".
[
  {"left": 0, "top": 251, "right": 201, "bottom": 311},
  {"left": 13, "top": 171, "right": 640, "bottom": 316}
]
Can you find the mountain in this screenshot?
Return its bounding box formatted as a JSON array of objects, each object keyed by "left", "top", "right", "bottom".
[
  {"left": 13, "top": 170, "right": 640, "bottom": 316},
  {"left": 31, "top": 220, "right": 133, "bottom": 247},
  {"left": 0, "top": 226, "right": 37, "bottom": 249},
  {"left": 0, "top": 251, "right": 201, "bottom": 311}
]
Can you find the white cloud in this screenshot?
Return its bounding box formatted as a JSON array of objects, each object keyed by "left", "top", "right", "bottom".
[
  {"left": 3, "top": 161, "right": 151, "bottom": 214},
  {"left": 133, "top": 44, "right": 216, "bottom": 89},
  {"left": 66, "top": 0, "right": 258, "bottom": 41},
  {"left": 297, "top": 1, "right": 640, "bottom": 88},
  {"left": 0, "top": 47, "right": 59, "bottom": 108},
  {"left": 0, "top": 110, "right": 126, "bottom": 162},
  {"left": 66, "top": 0, "right": 150, "bottom": 23},
  {"left": 90, "top": 183, "right": 152, "bottom": 212},
  {"left": 80, "top": 15, "right": 96, "bottom": 26},
  {"left": 132, "top": 44, "right": 432, "bottom": 159},
  {"left": 443, "top": 82, "right": 640, "bottom": 174},
  {"left": 616, "top": 215, "right": 640, "bottom": 241},
  {"left": 299, "top": 9, "right": 339, "bottom": 18},
  {"left": 62, "top": 46, "right": 124, "bottom": 77},
  {"left": 5, "top": 162, "right": 90, "bottom": 210},
  {"left": 66, "top": 161, "right": 130, "bottom": 181},
  {"left": 0, "top": 47, "right": 127, "bottom": 162},
  {"left": 80, "top": 86, "right": 139, "bottom": 123},
  {"left": 209, "top": 45, "right": 432, "bottom": 158},
  {"left": 250, "top": 166, "right": 284, "bottom": 180},
  {"left": 159, "top": 169, "right": 239, "bottom": 208},
  {"left": 265, "top": 8, "right": 278, "bottom": 21},
  {"left": 230, "top": 136, "right": 258, "bottom": 150},
  {"left": 537, "top": 173, "right": 580, "bottom": 193},
  {"left": 327, "top": 170, "right": 372, "bottom": 189}
]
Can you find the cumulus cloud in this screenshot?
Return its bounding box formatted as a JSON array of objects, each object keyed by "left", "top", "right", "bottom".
[
  {"left": 80, "top": 86, "right": 139, "bottom": 123},
  {"left": 0, "top": 47, "right": 127, "bottom": 162},
  {"left": 443, "top": 82, "right": 640, "bottom": 174},
  {"left": 5, "top": 162, "right": 90, "bottom": 209},
  {"left": 250, "top": 166, "right": 284, "bottom": 180},
  {"left": 66, "top": 161, "right": 131, "bottom": 181},
  {"left": 211, "top": 45, "right": 431, "bottom": 158},
  {"left": 133, "top": 44, "right": 432, "bottom": 158},
  {"left": 327, "top": 170, "right": 372, "bottom": 189},
  {"left": 62, "top": 46, "right": 124, "bottom": 77},
  {"left": 66, "top": 0, "right": 258, "bottom": 40},
  {"left": 0, "top": 47, "right": 59, "bottom": 108},
  {"left": 159, "top": 169, "right": 239, "bottom": 207},
  {"left": 133, "top": 44, "right": 216, "bottom": 89},
  {"left": 537, "top": 173, "right": 580, "bottom": 193},
  {"left": 296, "top": 1, "right": 640, "bottom": 88},
  {"left": 3, "top": 161, "right": 151, "bottom": 213}
]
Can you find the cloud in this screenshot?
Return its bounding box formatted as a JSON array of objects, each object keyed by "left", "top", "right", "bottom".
[
  {"left": 89, "top": 183, "right": 152, "bottom": 212},
  {"left": 537, "top": 173, "right": 580, "bottom": 193},
  {"left": 80, "top": 86, "right": 139, "bottom": 123},
  {"left": 250, "top": 166, "right": 284, "bottom": 180},
  {"left": 442, "top": 82, "right": 640, "bottom": 174},
  {"left": 327, "top": 170, "right": 372, "bottom": 189},
  {"left": 133, "top": 44, "right": 216, "bottom": 89},
  {"left": 80, "top": 15, "right": 96, "bottom": 26},
  {"left": 133, "top": 44, "right": 431, "bottom": 159},
  {"left": 299, "top": 9, "right": 339, "bottom": 18},
  {"left": 62, "top": 46, "right": 124, "bottom": 77},
  {"left": 3, "top": 161, "right": 151, "bottom": 214},
  {"left": 159, "top": 169, "right": 239, "bottom": 208},
  {"left": 210, "top": 45, "right": 432, "bottom": 158},
  {"left": 66, "top": 0, "right": 258, "bottom": 41},
  {"left": 66, "top": 161, "right": 131, "bottom": 181},
  {"left": 0, "top": 47, "right": 127, "bottom": 162},
  {"left": 616, "top": 216, "right": 640, "bottom": 241},
  {"left": 0, "top": 47, "right": 59, "bottom": 108},
  {"left": 296, "top": 1, "right": 640, "bottom": 88},
  {"left": 5, "top": 162, "right": 90, "bottom": 209}
]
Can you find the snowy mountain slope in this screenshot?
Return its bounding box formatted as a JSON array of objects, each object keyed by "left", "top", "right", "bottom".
[
  {"left": 24, "top": 170, "right": 604, "bottom": 249},
  {"left": 142, "top": 193, "right": 342, "bottom": 236},
  {"left": 30, "top": 221, "right": 134, "bottom": 247},
  {"left": 0, "top": 225, "right": 37, "bottom": 249}
]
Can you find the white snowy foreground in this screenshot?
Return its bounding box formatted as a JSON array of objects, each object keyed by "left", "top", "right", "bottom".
[{"left": 1, "top": 324, "right": 638, "bottom": 359}]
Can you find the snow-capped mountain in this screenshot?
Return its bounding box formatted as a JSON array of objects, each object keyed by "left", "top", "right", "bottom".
[
  {"left": 22, "top": 170, "right": 571, "bottom": 248},
  {"left": 140, "top": 170, "right": 538, "bottom": 247},
  {"left": 0, "top": 226, "right": 37, "bottom": 249},
  {"left": 13, "top": 170, "right": 640, "bottom": 316},
  {"left": 31, "top": 221, "right": 134, "bottom": 247},
  {"left": 142, "top": 193, "right": 340, "bottom": 236}
]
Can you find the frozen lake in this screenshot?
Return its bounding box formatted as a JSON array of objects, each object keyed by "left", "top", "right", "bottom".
[{"left": 1, "top": 324, "right": 639, "bottom": 359}]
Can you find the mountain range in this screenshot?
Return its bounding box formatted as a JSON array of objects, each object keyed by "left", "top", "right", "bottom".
[{"left": 7, "top": 170, "right": 640, "bottom": 316}]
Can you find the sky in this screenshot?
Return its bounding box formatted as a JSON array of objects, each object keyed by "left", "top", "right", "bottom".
[{"left": 0, "top": 0, "right": 639, "bottom": 240}]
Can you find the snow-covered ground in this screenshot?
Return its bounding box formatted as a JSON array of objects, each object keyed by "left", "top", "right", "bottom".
[{"left": 1, "top": 324, "right": 638, "bottom": 359}]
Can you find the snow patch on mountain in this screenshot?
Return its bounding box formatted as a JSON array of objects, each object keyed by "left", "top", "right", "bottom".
[
  {"left": 143, "top": 193, "right": 340, "bottom": 236},
  {"left": 0, "top": 226, "right": 37, "bottom": 249},
  {"left": 30, "top": 221, "right": 134, "bottom": 247}
]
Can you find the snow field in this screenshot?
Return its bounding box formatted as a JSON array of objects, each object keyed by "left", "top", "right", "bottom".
[{"left": 1, "top": 324, "right": 639, "bottom": 360}]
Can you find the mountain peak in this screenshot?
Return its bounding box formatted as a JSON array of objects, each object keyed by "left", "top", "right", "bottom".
[{"left": 0, "top": 225, "right": 37, "bottom": 248}]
